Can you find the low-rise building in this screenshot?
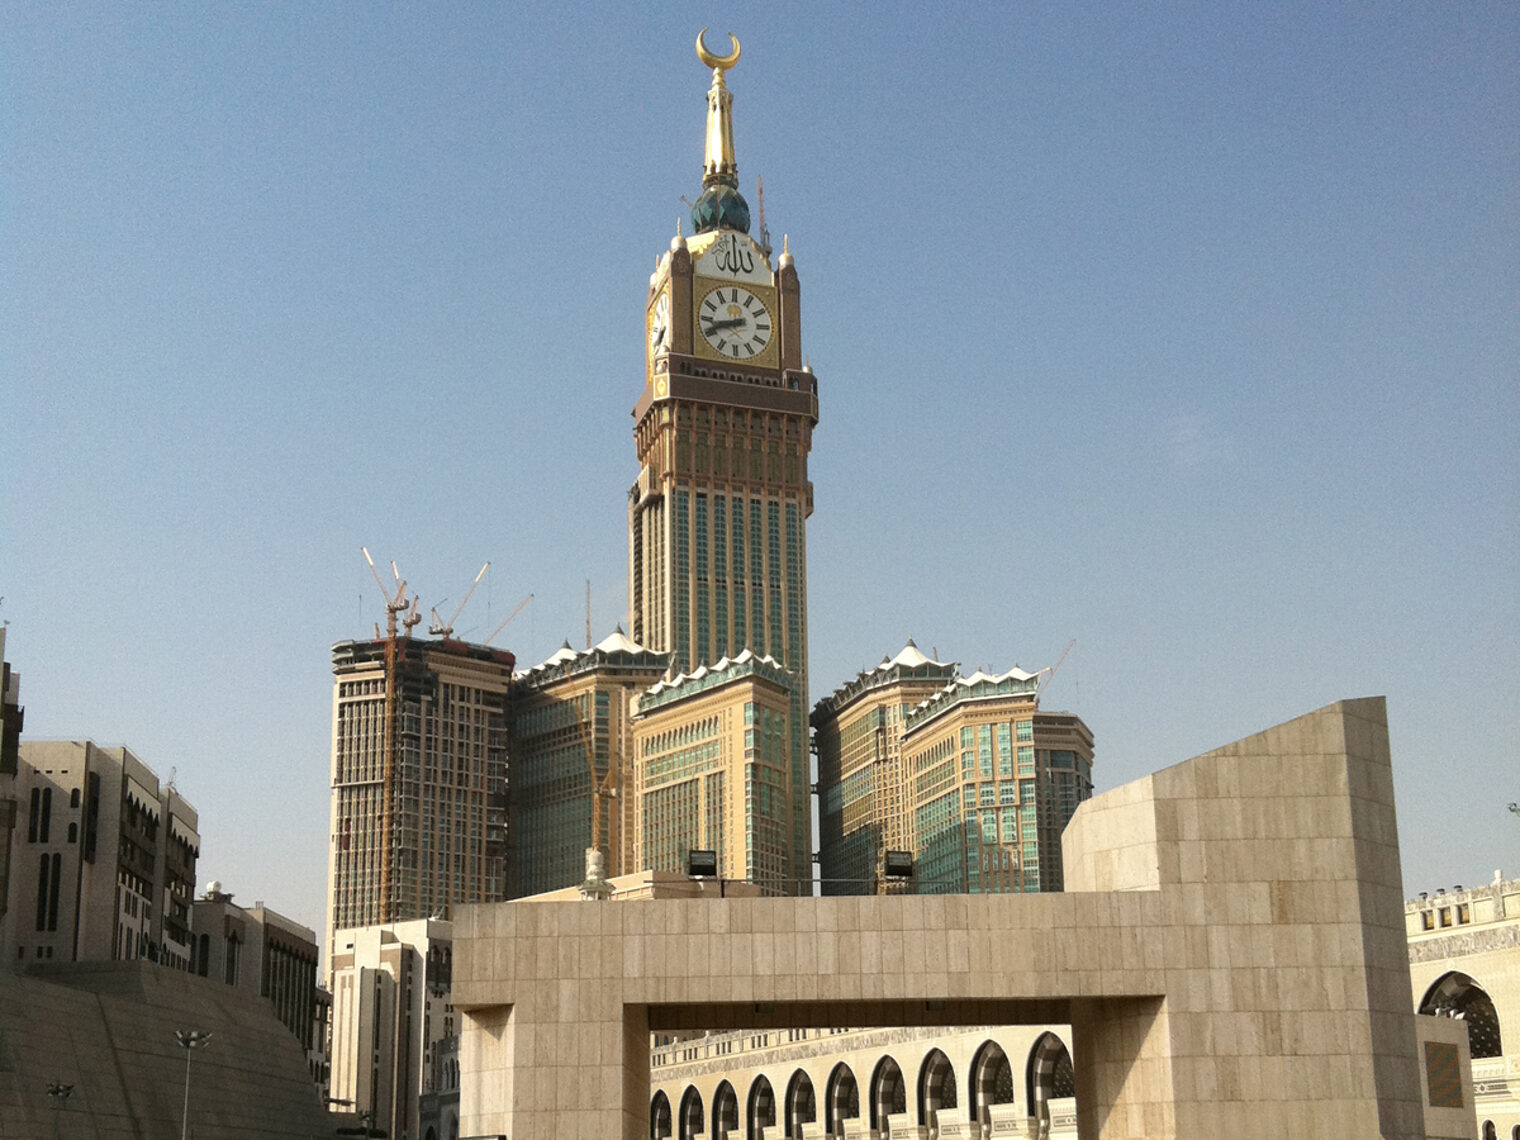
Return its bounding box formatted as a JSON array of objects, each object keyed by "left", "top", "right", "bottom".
[
  {"left": 1408, "top": 871, "right": 1520, "bottom": 1140},
  {"left": 329, "top": 917, "right": 455, "bottom": 1140},
  {"left": 191, "top": 883, "right": 323, "bottom": 1072},
  {"left": 2, "top": 740, "right": 198, "bottom": 971}
]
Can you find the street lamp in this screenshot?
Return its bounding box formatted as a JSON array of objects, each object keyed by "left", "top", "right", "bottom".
[
  {"left": 45, "top": 1081, "right": 74, "bottom": 1140},
  {"left": 174, "top": 1030, "right": 213, "bottom": 1140}
]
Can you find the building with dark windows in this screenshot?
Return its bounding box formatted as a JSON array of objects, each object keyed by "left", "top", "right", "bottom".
[
  {"left": 1, "top": 740, "right": 199, "bottom": 971},
  {"left": 508, "top": 628, "right": 669, "bottom": 896},
  {"left": 814, "top": 643, "right": 1094, "bottom": 896}
]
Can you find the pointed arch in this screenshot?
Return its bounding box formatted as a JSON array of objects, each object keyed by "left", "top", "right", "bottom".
[
  {"left": 869, "top": 1054, "right": 907, "bottom": 1131},
  {"left": 1419, "top": 971, "right": 1504, "bottom": 1058},
  {"left": 1025, "top": 1032, "right": 1074, "bottom": 1127},
  {"left": 969, "top": 1039, "right": 1016, "bottom": 1129},
  {"left": 651, "top": 1090, "right": 673, "bottom": 1140},
  {"left": 746, "top": 1075, "right": 776, "bottom": 1140},
  {"left": 679, "top": 1085, "right": 705, "bottom": 1140},
  {"left": 712, "top": 1080, "right": 739, "bottom": 1140},
  {"left": 917, "top": 1048, "right": 957, "bottom": 1130},
  {"left": 824, "top": 1062, "right": 859, "bottom": 1136},
  {"left": 784, "top": 1069, "right": 816, "bottom": 1140}
]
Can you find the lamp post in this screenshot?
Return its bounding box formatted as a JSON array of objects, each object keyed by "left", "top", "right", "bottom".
[
  {"left": 45, "top": 1081, "right": 74, "bottom": 1140},
  {"left": 174, "top": 1030, "right": 213, "bottom": 1140}
]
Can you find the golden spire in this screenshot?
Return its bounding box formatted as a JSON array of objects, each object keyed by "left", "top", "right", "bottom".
[{"left": 697, "top": 29, "right": 741, "bottom": 186}]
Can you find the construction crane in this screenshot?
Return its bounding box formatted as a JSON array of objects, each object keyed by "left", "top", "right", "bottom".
[
  {"left": 361, "top": 547, "right": 419, "bottom": 925},
  {"left": 566, "top": 689, "right": 620, "bottom": 876},
  {"left": 484, "top": 593, "right": 533, "bottom": 646},
  {"left": 1035, "top": 638, "right": 1076, "bottom": 702},
  {"left": 428, "top": 561, "right": 491, "bottom": 639}
]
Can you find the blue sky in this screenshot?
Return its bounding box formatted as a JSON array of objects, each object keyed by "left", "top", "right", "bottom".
[{"left": 5, "top": 3, "right": 1516, "bottom": 934}]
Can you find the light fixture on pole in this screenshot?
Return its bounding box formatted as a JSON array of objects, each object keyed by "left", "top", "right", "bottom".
[
  {"left": 45, "top": 1081, "right": 74, "bottom": 1140},
  {"left": 174, "top": 1030, "right": 213, "bottom": 1140}
]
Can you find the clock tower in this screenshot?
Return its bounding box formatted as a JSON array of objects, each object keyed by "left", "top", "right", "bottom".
[{"left": 629, "top": 32, "right": 819, "bottom": 888}]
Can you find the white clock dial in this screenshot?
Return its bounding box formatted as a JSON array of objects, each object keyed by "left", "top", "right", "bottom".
[
  {"left": 648, "top": 292, "right": 670, "bottom": 353},
  {"left": 698, "top": 285, "right": 772, "bottom": 359}
]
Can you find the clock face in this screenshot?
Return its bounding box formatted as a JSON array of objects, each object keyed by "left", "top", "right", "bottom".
[
  {"left": 648, "top": 292, "right": 670, "bottom": 354},
  {"left": 698, "top": 285, "right": 773, "bottom": 360}
]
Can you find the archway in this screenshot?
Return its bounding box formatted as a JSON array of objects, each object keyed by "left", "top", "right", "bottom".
[
  {"left": 917, "top": 1049, "right": 957, "bottom": 1133},
  {"left": 784, "top": 1070, "right": 816, "bottom": 1140},
  {"left": 679, "top": 1085, "right": 705, "bottom": 1140},
  {"left": 1025, "top": 1033, "right": 1075, "bottom": 1130},
  {"left": 651, "top": 1090, "right": 673, "bottom": 1140},
  {"left": 824, "top": 1062, "right": 859, "bottom": 1137},
  {"left": 746, "top": 1075, "right": 775, "bottom": 1140},
  {"left": 969, "top": 1039, "right": 1016, "bottom": 1130},
  {"left": 1420, "top": 972, "right": 1504, "bottom": 1057},
  {"left": 712, "top": 1080, "right": 739, "bottom": 1140},
  {"left": 869, "top": 1055, "right": 907, "bottom": 1132}
]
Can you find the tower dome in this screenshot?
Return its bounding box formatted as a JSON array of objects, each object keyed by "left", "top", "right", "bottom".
[{"left": 690, "top": 180, "right": 750, "bottom": 234}]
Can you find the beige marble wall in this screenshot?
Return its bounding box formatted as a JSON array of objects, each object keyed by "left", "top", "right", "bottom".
[{"left": 456, "top": 698, "right": 1432, "bottom": 1139}]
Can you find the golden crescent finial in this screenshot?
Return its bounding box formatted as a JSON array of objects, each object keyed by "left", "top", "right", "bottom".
[{"left": 696, "top": 28, "right": 741, "bottom": 71}]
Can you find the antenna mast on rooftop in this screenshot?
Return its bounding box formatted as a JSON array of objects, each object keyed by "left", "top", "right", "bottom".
[{"left": 757, "top": 175, "right": 771, "bottom": 254}]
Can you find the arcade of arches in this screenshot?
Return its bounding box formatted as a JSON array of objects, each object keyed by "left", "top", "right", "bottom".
[{"left": 650, "top": 1025, "right": 1075, "bottom": 1138}]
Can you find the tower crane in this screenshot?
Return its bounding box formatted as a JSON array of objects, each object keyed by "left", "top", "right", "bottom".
[
  {"left": 429, "top": 561, "right": 491, "bottom": 639},
  {"left": 484, "top": 593, "right": 533, "bottom": 646},
  {"left": 1035, "top": 639, "right": 1076, "bottom": 702},
  {"left": 361, "top": 547, "right": 419, "bottom": 924},
  {"left": 567, "top": 688, "right": 621, "bottom": 878}
]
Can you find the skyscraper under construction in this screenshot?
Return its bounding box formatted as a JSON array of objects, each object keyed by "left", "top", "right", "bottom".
[{"left": 325, "top": 637, "right": 514, "bottom": 951}]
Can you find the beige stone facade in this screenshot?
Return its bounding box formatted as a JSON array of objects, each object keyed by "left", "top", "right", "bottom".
[
  {"left": 3, "top": 740, "right": 199, "bottom": 973},
  {"left": 632, "top": 651, "right": 798, "bottom": 890},
  {"left": 452, "top": 698, "right": 1440, "bottom": 1139},
  {"left": 1407, "top": 872, "right": 1520, "bottom": 1139},
  {"left": 329, "top": 918, "right": 455, "bottom": 1140}
]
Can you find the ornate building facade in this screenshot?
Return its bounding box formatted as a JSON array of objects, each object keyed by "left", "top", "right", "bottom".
[
  {"left": 1407, "top": 872, "right": 1520, "bottom": 1140},
  {"left": 814, "top": 643, "right": 1094, "bottom": 897},
  {"left": 627, "top": 34, "right": 818, "bottom": 890}
]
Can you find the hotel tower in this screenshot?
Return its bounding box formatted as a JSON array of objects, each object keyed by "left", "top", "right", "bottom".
[{"left": 627, "top": 34, "right": 819, "bottom": 889}]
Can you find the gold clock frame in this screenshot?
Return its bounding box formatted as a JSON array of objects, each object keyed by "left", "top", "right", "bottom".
[{"left": 691, "top": 275, "right": 780, "bottom": 369}]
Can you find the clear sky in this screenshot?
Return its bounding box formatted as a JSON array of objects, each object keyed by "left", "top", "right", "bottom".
[{"left": 5, "top": 4, "right": 1516, "bottom": 936}]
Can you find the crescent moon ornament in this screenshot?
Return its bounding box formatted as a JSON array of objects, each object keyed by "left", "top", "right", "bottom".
[{"left": 696, "top": 28, "right": 741, "bottom": 71}]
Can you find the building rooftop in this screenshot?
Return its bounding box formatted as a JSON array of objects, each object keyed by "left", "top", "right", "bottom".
[
  {"left": 903, "top": 666, "right": 1040, "bottom": 736},
  {"left": 635, "top": 648, "right": 791, "bottom": 716},
  {"left": 515, "top": 626, "right": 671, "bottom": 689},
  {"left": 811, "top": 638, "right": 959, "bottom": 723}
]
